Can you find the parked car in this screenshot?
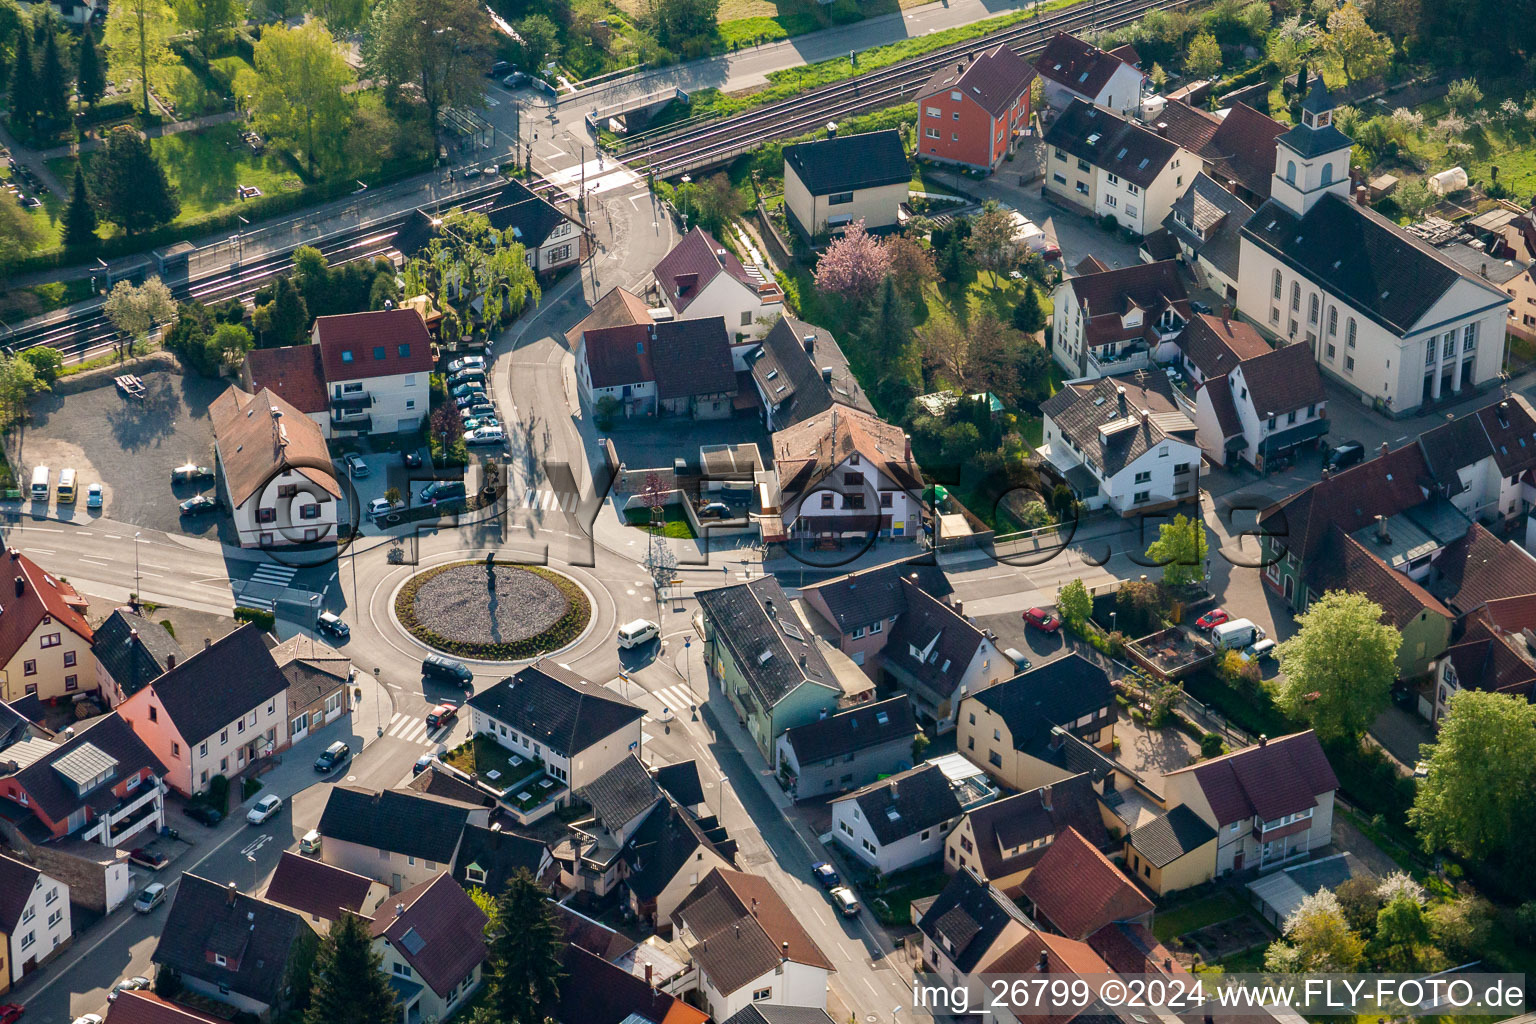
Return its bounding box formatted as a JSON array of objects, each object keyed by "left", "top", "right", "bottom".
[
  {"left": 617, "top": 619, "right": 659, "bottom": 649},
  {"left": 368, "top": 498, "right": 404, "bottom": 521},
  {"left": 0, "top": 1004, "right": 22, "bottom": 1024},
  {"left": 426, "top": 702, "right": 458, "bottom": 729},
  {"left": 316, "top": 610, "right": 350, "bottom": 642},
  {"left": 487, "top": 60, "right": 513, "bottom": 78},
  {"left": 402, "top": 451, "right": 424, "bottom": 469},
  {"left": 86, "top": 483, "right": 103, "bottom": 509},
  {"left": 108, "top": 978, "right": 150, "bottom": 1003},
  {"left": 422, "top": 654, "right": 474, "bottom": 687},
  {"left": 179, "top": 495, "right": 217, "bottom": 515},
  {"left": 71, "top": 1015, "right": 103, "bottom": 1024},
  {"left": 811, "top": 862, "right": 839, "bottom": 888},
  {"left": 698, "top": 502, "right": 732, "bottom": 518},
  {"left": 1195, "top": 608, "right": 1230, "bottom": 630},
  {"left": 1003, "top": 648, "right": 1032, "bottom": 672},
  {"left": 455, "top": 392, "right": 492, "bottom": 409},
  {"left": 1326, "top": 440, "right": 1366, "bottom": 472},
  {"left": 464, "top": 426, "right": 506, "bottom": 446},
  {"left": 171, "top": 463, "right": 213, "bottom": 483},
  {"left": 414, "top": 754, "right": 435, "bottom": 776},
  {"left": 315, "top": 741, "right": 351, "bottom": 772},
  {"left": 1242, "top": 637, "right": 1278, "bottom": 661},
  {"left": 502, "top": 71, "right": 529, "bottom": 88},
  {"left": 448, "top": 355, "right": 486, "bottom": 374},
  {"left": 1212, "top": 618, "right": 1263, "bottom": 650},
  {"left": 1023, "top": 607, "right": 1060, "bottom": 632},
  {"left": 1190, "top": 300, "right": 1214, "bottom": 315},
  {"left": 462, "top": 416, "right": 500, "bottom": 431},
  {"left": 300, "top": 829, "right": 322, "bottom": 854},
  {"left": 133, "top": 883, "right": 168, "bottom": 913},
  {"left": 451, "top": 382, "right": 486, "bottom": 400},
  {"left": 128, "top": 848, "right": 167, "bottom": 871},
  {"left": 344, "top": 453, "right": 370, "bottom": 478},
  {"left": 247, "top": 794, "right": 283, "bottom": 824},
  {"left": 829, "top": 886, "right": 860, "bottom": 917},
  {"left": 184, "top": 803, "right": 222, "bottom": 826},
  {"left": 462, "top": 403, "right": 496, "bottom": 420},
  {"left": 448, "top": 370, "right": 487, "bottom": 388}
]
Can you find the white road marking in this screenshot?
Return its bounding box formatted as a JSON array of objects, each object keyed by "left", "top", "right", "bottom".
[
  {"left": 24, "top": 547, "right": 56, "bottom": 555},
  {"left": 79, "top": 557, "right": 111, "bottom": 566}
]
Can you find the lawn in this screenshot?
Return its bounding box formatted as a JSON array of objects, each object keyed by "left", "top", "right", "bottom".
[
  {"left": 442, "top": 734, "right": 543, "bottom": 792},
  {"left": 0, "top": 278, "right": 95, "bottom": 321},
  {"left": 868, "top": 865, "right": 948, "bottom": 926},
  {"left": 1151, "top": 890, "right": 1249, "bottom": 944},
  {"left": 624, "top": 505, "right": 698, "bottom": 538}
]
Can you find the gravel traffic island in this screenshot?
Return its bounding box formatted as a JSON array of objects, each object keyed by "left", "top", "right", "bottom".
[{"left": 394, "top": 559, "right": 592, "bottom": 660}]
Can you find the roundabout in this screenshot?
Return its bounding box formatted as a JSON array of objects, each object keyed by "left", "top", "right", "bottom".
[{"left": 392, "top": 558, "right": 593, "bottom": 661}]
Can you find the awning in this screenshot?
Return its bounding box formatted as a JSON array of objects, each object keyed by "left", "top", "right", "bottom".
[
  {"left": 1259, "top": 418, "right": 1328, "bottom": 456},
  {"left": 1064, "top": 464, "right": 1100, "bottom": 496}
]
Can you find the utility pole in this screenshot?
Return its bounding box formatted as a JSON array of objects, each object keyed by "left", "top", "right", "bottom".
[{"left": 133, "top": 532, "right": 141, "bottom": 608}]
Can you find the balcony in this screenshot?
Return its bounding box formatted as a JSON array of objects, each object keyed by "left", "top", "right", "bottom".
[
  {"left": 1087, "top": 343, "right": 1150, "bottom": 376},
  {"left": 332, "top": 392, "right": 373, "bottom": 412}
]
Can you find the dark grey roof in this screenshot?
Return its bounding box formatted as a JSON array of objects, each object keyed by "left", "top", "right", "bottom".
[
  {"left": 451, "top": 823, "right": 549, "bottom": 895},
  {"left": 268, "top": 634, "right": 350, "bottom": 713},
  {"left": 622, "top": 798, "right": 730, "bottom": 903},
  {"left": 800, "top": 555, "right": 953, "bottom": 634},
  {"left": 916, "top": 868, "right": 1035, "bottom": 973},
  {"left": 391, "top": 209, "right": 438, "bottom": 260},
  {"left": 144, "top": 624, "right": 288, "bottom": 744},
  {"left": 751, "top": 315, "right": 875, "bottom": 426},
  {"left": 1039, "top": 372, "right": 1195, "bottom": 478},
  {"left": 557, "top": 944, "right": 693, "bottom": 1024},
  {"left": 782, "top": 695, "right": 917, "bottom": 764},
  {"left": 1438, "top": 243, "right": 1530, "bottom": 285},
  {"left": 317, "top": 786, "right": 477, "bottom": 864},
  {"left": 883, "top": 581, "right": 990, "bottom": 702},
  {"left": 0, "top": 701, "right": 34, "bottom": 752},
  {"left": 466, "top": 662, "right": 645, "bottom": 758},
  {"left": 406, "top": 765, "right": 495, "bottom": 807},
  {"left": 92, "top": 609, "right": 182, "bottom": 698},
  {"left": 723, "top": 1008, "right": 838, "bottom": 1024},
  {"left": 153, "top": 874, "right": 311, "bottom": 1008},
  {"left": 969, "top": 654, "right": 1114, "bottom": 757},
  {"left": 1164, "top": 173, "right": 1252, "bottom": 280},
  {"left": 783, "top": 130, "right": 909, "bottom": 195},
  {"left": 9, "top": 712, "right": 166, "bottom": 823},
  {"left": 696, "top": 576, "right": 839, "bottom": 710},
  {"left": 1045, "top": 99, "right": 1177, "bottom": 189},
  {"left": 1280, "top": 83, "right": 1351, "bottom": 158},
  {"left": 488, "top": 179, "right": 576, "bottom": 249},
  {"left": 653, "top": 760, "right": 704, "bottom": 806},
  {"left": 835, "top": 762, "right": 961, "bottom": 846},
  {"left": 962, "top": 773, "right": 1108, "bottom": 880},
  {"left": 1242, "top": 192, "right": 1508, "bottom": 335},
  {"left": 1127, "top": 803, "right": 1218, "bottom": 867},
  {"left": 0, "top": 853, "right": 39, "bottom": 933},
  {"left": 580, "top": 754, "right": 661, "bottom": 832},
  {"left": 650, "top": 317, "right": 737, "bottom": 399},
  {"left": 1300, "top": 77, "right": 1332, "bottom": 114}
]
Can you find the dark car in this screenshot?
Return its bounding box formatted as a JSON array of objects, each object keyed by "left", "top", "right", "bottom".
[
  {"left": 184, "top": 803, "right": 222, "bottom": 826},
  {"left": 316, "top": 611, "right": 350, "bottom": 642},
  {"left": 413, "top": 753, "right": 434, "bottom": 776},
  {"left": 1326, "top": 440, "right": 1366, "bottom": 471},
  {"left": 487, "top": 59, "right": 513, "bottom": 78},
  {"left": 811, "top": 862, "right": 839, "bottom": 888},
  {"left": 128, "top": 848, "right": 168, "bottom": 870},
  {"left": 1190, "top": 300, "right": 1214, "bottom": 315},
  {"left": 314, "top": 740, "right": 350, "bottom": 773},
  {"left": 403, "top": 451, "right": 423, "bottom": 469},
  {"left": 422, "top": 654, "right": 474, "bottom": 687},
  {"left": 171, "top": 463, "right": 214, "bottom": 483},
  {"left": 179, "top": 495, "right": 217, "bottom": 515}
]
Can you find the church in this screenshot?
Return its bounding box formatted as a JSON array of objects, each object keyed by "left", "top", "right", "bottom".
[{"left": 1235, "top": 80, "right": 1511, "bottom": 416}]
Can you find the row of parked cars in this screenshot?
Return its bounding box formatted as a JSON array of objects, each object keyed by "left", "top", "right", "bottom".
[
  {"left": 446, "top": 357, "right": 506, "bottom": 446},
  {"left": 1193, "top": 608, "right": 1274, "bottom": 660}
]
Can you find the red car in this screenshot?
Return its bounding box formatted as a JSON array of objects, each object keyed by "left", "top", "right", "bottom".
[
  {"left": 426, "top": 703, "right": 458, "bottom": 729},
  {"left": 1196, "top": 608, "right": 1231, "bottom": 630},
  {"left": 1023, "top": 607, "right": 1060, "bottom": 632},
  {"left": 0, "top": 1004, "right": 23, "bottom": 1024}
]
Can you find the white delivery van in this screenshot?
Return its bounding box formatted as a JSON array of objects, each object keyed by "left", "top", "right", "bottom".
[
  {"left": 30, "top": 465, "right": 50, "bottom": 502},
  {"left": 617, "top": 619, "right": 659, "bottom": 649},
  {"left": 1212, "top": 618, "right": 1263, "bottom": 650}
]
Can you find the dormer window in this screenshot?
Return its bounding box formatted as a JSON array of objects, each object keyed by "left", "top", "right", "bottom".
[{"left": 466, "top": 864, "right": 486, "bottom": 884}]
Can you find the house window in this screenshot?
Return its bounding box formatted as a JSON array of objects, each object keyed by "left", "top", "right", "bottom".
[
  {"left": 39, "top": 633, "right": 60, "bottom": 648},
  {"left": 1328, "top": 307, "right": 1338, "bottom": 335},
  {"left": 149, "top": 706, "right": 157, "bottom": 722},
  {"left": 300, "top": 504, "right": 321, "bottom": 520},
  {"left": 927, "top": 107, "right": 941, "bottom": 117},
  {"left": 1326, "top": 343, "right": 1336, "bottom": 360},
  {"left": 1134, "top": 470, "right": 1151, "bottom": 484},
  {"left": 881, "top": 492, "right": 893, "bottom": 507},
  {"left": 741, "top": 311, "right": 753, "bottom": 327},
  {"left": 214, "top": 954, "right": 227, "bottom": 967},
  {"left": 1309, "top": 294, "right": 1319, "bottom": 324},
  {"left": 926, "top": 127, "right": 940, "bottom": 139},
  {"left": 1077, "top": 158, "right": 1090, "bottom": 172},
  {"left": 172, "top": 742, "right": 180, "bottom": 758},
  {"left": 1054, "top": 173, "right": 1067, "bottom": 185},
  {"left": 341, "top": 350, "right": 354, "bottom": 363},
  {"left": 397, "top": 344, "right": 411, "bottom": 359},
  {"left": 22, "top": 660, "right": 34, "bottom": 677},
  {"left": 1272, "top": 270, "right": 1282, "bottom": 301},
  {"left": 1126, "top": 182, "right": 1140, "bottom": 196},
  {"left": 1291, "top": 282, "right": 1300, "bottom": 312},
  {"left": 220, "top": 729, "right": 228, "bottom": 743},
  {"left": 1287, "top": 410, "right": 1297, "bottom": 425},
  {"left": 821, "top": 493, "right": 834, "bottom": 509},
  {"left": 1106, "top": 172, "right": 1120, "bottom": 185},
  {"left": 257, "top": 508, "right": 276, "bottom": 524},
  {"left": 1134, "top": 490, "right": 1151, "bottom": 504},
  {"left": 1346, "top": 318, "right": 1357, "bottom": 348},
  {"left": 1126, "top": 204, "right": 1137, "bottom": 218},
  {"left": 1464, "top": 322, "right": 1479, "bottom": 351},
  {"left": 862, "top": 838, "right": 877, "bottom": 855},
  {"left": 1426, "top": 344, "right": 1437, "bottom": 366},
  {"left": 405, "top": 400, "right": 415, "bottom": 410},
  {"left": 372, "top": 346, "right": 386, "bottom": 361},
  {"left": 393, "top": 963, "right": 413, "bottom": 978},
  {"left": 988, "top": 750, "right": 1002, "bottom": 767},
  {"left": 1443, "top": 334, "right": 1456, "bottom": 358},
  {"left": 1345, "top": 356, "right": 1355, "bottom": 372},
  {"left": 1104, "top": 195, "right": 1118, "bottom": 208},
  {"left": 1076, "top": 181, "right": 1089, "bottom": 195},
  {"left": 64, "top": 675, "right": 77, "bottom": 691},
  {"left": 278, "top": 484, "right": 297, "bottom": 499},
  {"left": 19, "top": 932, "right": 33, "bottom": 951},
  {"left": 828, "top": 192, "right": 854, "bottom": 205},
  {"left": 754, "top": 989, "right": 773, "bottom": 1002}
]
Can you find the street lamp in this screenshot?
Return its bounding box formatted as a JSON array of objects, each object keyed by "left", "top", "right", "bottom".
[
  {"left": 685, "top": 634, "right": 696, "bottom": 716},
  {"left": 680, "top": 174, "right": 692, "bottom": 230},
  {"left": 133, "top": 532, "right": 141, "bottom": 608},
  {"left": 372, "top": 666, "right": 382, "bottom": 737}
]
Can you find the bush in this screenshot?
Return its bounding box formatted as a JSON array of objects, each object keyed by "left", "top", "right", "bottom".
[
  {"left": 1200, "top": 732, "right": 1225, "bottom": 758},
  {"left": 206, "top": 774, "right": 230, "bottom": 812},
  {"left": 233, "top": 606, "right": 275, "bottom": 631},
  {"left": 242, "top": 776, "right": 264, "bottom": 799}
]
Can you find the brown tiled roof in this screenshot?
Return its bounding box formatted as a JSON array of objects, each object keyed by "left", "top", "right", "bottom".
[
  {"left": 1039, "top": 372, "right": 1196, "bottom": 478},
  {"left": 984, "top": 930, "right": 1114, "bottom": 1024},
  {"left": 1258, "top": 442, "right": 1433, "bottom": 565},
  {"left": 1204, "top": 102, "right": 1287, "bottom": 199},
  {"left": 263, "top": 851, "right": 379, "bottom": 924},
  {"left": 557, "top": 944, "right": 709, "bottom": 1024},
  {"left": 1066, "top": 260, "right": 1190, "bottom": 349},
  {"left": 268, "top": 633, "right": 350, "bottom": 712},
  {"left": 1429, "top": 523, "right": 1536, "bottom": 615},
  {"left": 1306, "top": 528, "right": 1451, "bottom": 628},
  {"left": 582, "top": 323, "right": 655, "bottom": 389},
  {"left": 566, "top": 286, "right": 653, "bottom": 348},
  {"left": 1165, "top": 730, "right": 1338, "bottom": 826},
  {"left": 773, "top": 405, "right": 923, "bottom": 498},
  {"left": 650, "top": 318, "right": 737, "bottom": 399},
  {"left": 313, "top": 308, "right": 434, "bottom": 381},
  {"left": 1419, "top": 395, "right": 1536, "bottom": 487},
  {"left": 0, "top": 853, "right": 39, "bottom": 933},
  {"left": 209, "top": 386, "right": 340, "bottom": 506},
  {"left": 369, "top": 873, "right": 488, "bottom": 999},
  {"left": 1477, "top": 592, "right": 1536, "bottom": 631},
  {"left": 1202, "top": 374, "right": 1243, "bottom": 439},
  {"left": 0, "top": 548, "right": 93, "bottom": 667},
  {"left": 553, "top": 902, "right": 635, "bottom": 961},
  {"left": 919, "top": 43, "right": 1037, "bottom": 119},
  {"left": 1020, "top": 827, "right": 1153, "bottom": 940},
  {"left": 1443, "top": 620, "right": 1536, "bottom": 698},
  {"left": 1147, "top": 100, "right": 1220, "bottom": 154},
  {"left": 1036, "top": 33, "right": 1136, "bottom": 97},
  {"left": 1107, "top": 43, "right": 1140, "bottom": 67},
  {"left": 672, "top": 868, "right": 834, "bottom": 995},
  {"left": 1179, "top": 314, "right": 1270, "bottom": 380},
  {"left": 106, "top": 991, "right": 229, "bottom": 1024},
  {"left": 1237, "top": 341, "right": 1325, "bottom": 418},
  {"left": 244, "top": 345, "right": 328, "bottom": 415},
  {"left": 1088, "top": 922, "right": 1185, "bottom": 975},
  {"left": 962, "top": 773, "right": 1109, "bottom": 883},
  {"left": 653, "top": 228, "right": 760, "bottom": 313}
]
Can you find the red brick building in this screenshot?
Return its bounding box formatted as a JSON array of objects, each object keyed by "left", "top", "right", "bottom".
[{"left": 916, "top": 44, "right": 1038, "bottom": 170}]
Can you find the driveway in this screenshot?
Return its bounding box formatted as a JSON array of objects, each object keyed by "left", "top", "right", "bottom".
[{"left": 959, "top": 166, "right": 1143, "bottom": 275}]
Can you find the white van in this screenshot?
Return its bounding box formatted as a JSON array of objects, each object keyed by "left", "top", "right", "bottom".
[
  {"left": 30, "top": 465, "right": 50, "bottom": 502},
  {"left": 1212, "top": 618, "right": 1263, "bottom": 650},
  {"left": 617, "top": 619, "right": 659, "bottom": 649}
]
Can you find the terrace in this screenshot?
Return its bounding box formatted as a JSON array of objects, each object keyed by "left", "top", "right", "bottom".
[
  {"left": 1124, "top": 626, "right": 1218, "bottom": 680},
  {"left": 443, "top": 733, "right": 568, "bottom": 823}
]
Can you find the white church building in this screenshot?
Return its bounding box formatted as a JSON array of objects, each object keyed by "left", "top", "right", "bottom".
[{"left": 1235, "top": 80, "right": 1510, "bottom": 416}]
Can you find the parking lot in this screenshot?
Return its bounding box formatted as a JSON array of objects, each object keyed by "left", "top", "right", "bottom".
[
  {"left": 603, "top": 415, "right": 772, "bottom": 474},
  {"left": 15, "top": 370, "right": 225, "bottom": 536}
]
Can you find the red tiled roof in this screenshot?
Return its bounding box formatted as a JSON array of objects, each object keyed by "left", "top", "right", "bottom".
[
  {"left": 1307, "top": 527, "right": 1451, "bottom": 628},
  {"left": 1179, "top": 314, "right": 1271, "bottom": 380},
  {"left": 919, "top": 43, "right": 1038, "bottom": 119},
  {"left": 0, "top": 548, "right": 93, "bottom": 667},
  {"left": 1036, "top": 33, "right": 1137, "bottom": 97},
  {"left": 244, "top": 345, "right": 328, "bottom": 415},
  {"left": 1020, "top": 827, "right": 1153, "bottom": 941},
  {"left": 1428, "top": 523, "right": 1536, "bottom": 615},
  {"left": 1166, "top": 730, "right": 1338, "bottom": 826},
  {"left": 1202, "top": 374, "right": 1243, "bottom": 439},
  {"left": 313, "top": 308, "right": 435, "bottom": 382},
  {"left": 1259, "top": 442, "right": 1432, "bottom": 565},
  {"left": 1237, "top": 341, "right": 1326, "bottom": 418},
  {"left": 1443, "top": 620, "right": 1536, "bottom": 698},
  {"left": 209, "top": 386, "right": 340, "bottom": 505},
  {"left": 773, "top": 405, "right": 923, "bottom": 500},
  {"left": 1088, "top": 922, "right": 1185, "bottom": 975},
  {"left": 1478, "top": 592, "right": 1536, "bottom": 631},
  {"left": 653, "top": 228, "right": 759, "bottom": 313},
  {"left": 1205, "top": 103, "right": 1287, "bottom": 199},
  {"left": 106, "top": 991, "right": 228, "bottom": 1024},
  {"left": 1148, "top": 100, "right": 1221, "bottom": 154},
  {"left": 566, "top": 287, "right": 653, "bottom": 348},
  {"left": 582, "top": 323, "right": 655, "bottom": 389},
  {"left": 671, "top": 868, "right": 835, "bottom": 995},
  {"left": 1068, "top": 261, "right": 1190, "bottom": 350},
  {"left": 369, "top": 873, "right": 488, "bottom": 999}
]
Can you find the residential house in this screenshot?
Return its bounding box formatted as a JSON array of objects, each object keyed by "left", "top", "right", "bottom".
[
  {"left": 653, "top": 760, "right": 706, "bottom": 814},
  {"left": 1039, "top": 374, "right": 1202, "bottom": 515},
  {"left": 0, "top": 549, "right": 94, "bottom": 703},
  {"left": 782, "top": 129, "right": 909, "bottom": 239},
  {"left": 242, "top": 345, "right": 330, "bottom": 438},
  {"left": 0, "top": 712, "right": 165, "bottom": 912},
  {"left": 1087, "top": 921, "right": 1184, "bottom": 976},
  {"left": 1172, "top": 312, "right": 1272, "bottom": 387},
  {"left": 451, "top": 823, "right": 552, "bottom": 896},
  {"left": 1429, "top": 592, "right": 1536, "bottom": 721},
  {"left": 209, "top": 386, "right": 340, "bottom": 548},
  {"left": 1193, "top": 340, "right": 1327, "bottom": 470},
  {"left": 749, "top": 316, "right": 875, "bottom": 431},
  {"left": 575, "top": 318, "right": 738, "bottom": 418},
  {"left": 316, "top": 786, "right": 488, "bottom": 892},
  {"left": 464, "top": 661, "right": 645, "bottom": 792},
  {"left": 1043, "top": 102, "right": 1195, "bottom": 239},
  {"left": 1143, "top": 99, "right": 1287, "bottom": 206},
  {"left": 1237, "top": 81, "right": 1510, "bottom": 414},
  {"left": 1019, "top": 827, "right": 1153, "bottom": 941},
  {"left": 1418, "top": 395, "right": 1536, "bottom": 527},
  {"left": 106, "top": 991, "right": 230, "bottom": 1024},
  {"left": 0, "top": 853, "right": 69, "bottom": 990},
  {"left": 722, "top": 1008, "right": 837, "bottom": 1024},
  {"left": 670, "top": 868, "right": 835, "bottom": 1020},
  {"left": 555, "top": 944, "right": 709, "bottom": 1024},
  {"left": 394, "top": 180, "right": 585, "bottom": 277},
  {"left": 1123, "top": 803, "right": 1220, "bottom": 894},
  {"left": 775, "top": 695, "right": 918, "bottom": 800},
  {"left": 1426, "top": 521, "right": 1536, "bottom": 619},
  {"left": 697, "top": 576, "right": 842, "bottom": 762},
  {"left": 407, "top": 765, "right": 495, "bottom": 809},
  {"left": 117, "top": 624, "right": 290, "bottom": 797},
  {"left": 151, "top": 874, "right": 317, "bottom": 1021},
  {"left": 955, "top": 654, "right": 1118, "bottom": 793},
  {"left": 772, "top": 405, "right": 925, "bottom": 541},
  {"left": 798, "top": 557, "right": 953, "bottom": 673},
  {"left": 1049, "top": 258, "right": 1190, "bottom": 378},
  {"left": 830, "top": 762, "right": 964, "bottom": 874},
  {"left": 566, "top": 286, "right": 654, "bottom": 350},
  {"left": 1035, "top": 33, "right": 1144, "bottom": 115},
  {"left": 1161, "top": 731, "right": 1338, "bottom": 875},
  {"left": 267, "top": 633, "right": 350, "bottom": 745},
  {"left": 312, "top": 308, "right": 434, "bottom": 436},
  {"left": 914, "top": 868, "right": 1036, "bottom": 986},
  {"left": 1162, "top": 174, "right": 1255, "bottom": 302},
  {"left": 944, "top": 772, "right": 1111, "bottom": 894},
  {"left": 367, "top": 873, "right": 488, "bottom": 1024},
  {"left": 916, "top": 44, "right": 1037, "bottom": 170},
  {"left": 262, "top": 851, "right": 387, "bottom": 934},
  {"left": 553, "top": 902, "right": 636, "bottom": 962},
  {"left": 93, "top": 609, "right": 182, "bottom": 709},
  {"left": 881, "top": 578, "right": 1008, "bottom": 731},
  {"left": 963, "top": 929, "right": 1119, "bottom": 1024},
  {"left": 651, "top": 227, "right": 784, "bottom": 337}
]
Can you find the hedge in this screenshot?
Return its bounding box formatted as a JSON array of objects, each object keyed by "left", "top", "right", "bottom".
[
  {"left": 234, "top": 606, "right": 276, "bottom": 630},
  {"left": 393, "top": 562, "right": 591, "bottom": 661}
]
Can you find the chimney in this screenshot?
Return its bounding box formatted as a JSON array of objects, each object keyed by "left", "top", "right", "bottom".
[
  {"left": 751, "top": 897, "right": 759, "bottom": 916},
  {"left": 204, "top": 638, "right": 212, "bottom": 650},
  {"left": 1258, "top": 734, "right": 1268, "bottom": 747},
  {"left": 1164, "top": 958, "right": 1174, "bottom": 972},
  {"left": 1037, "top": 950, "right": 1049, "bottom": 971},
  {"left": 395, "top": 903, "right": 405, "bottom": 917},
  {"left": 645, "top": 963, "right": 653, "bottom": 987},
  {"left": 1481, "top": 262, "right": 1489, "bottom": 278},
  {"left": 781, "top": 941, "right": 790, "bottom": 959},
  {"left": 1320, "top": 468, "right": 1330, "bottom": 481},
  {"left": 821, "top": 366, "right": 833, "bottom": 383},
  {"left": 765, "top": 598, "right": 775, "bottom": 618},
  {"left": 804, "top": 334, "right": 816, "bottom": 354},
  {"left": 12, "top": 577, "right": 21, "bottom": 598},
  {"left": 826, "top": 121, "right": 838, "bottom": 138},
  {"left": 1041, "top": 784, "right": 1053, "bottom": 812},
  {"left": 7, "top": 549, "right": 16, "bottom": 560},
  {"left": 1116, "top": 385, "right": 1127, "bottom": 416},
  {"left": 1155, "top": 122, "right": 1168, "bottom": 136},
  {"left": 1380, "top": 441, "right": 1389, "bottom": 457},
  {"left": 799, "top": 653, "right": 807, "bottom": 668},
  {"left": 1499, "top": 400, "right": 1511, "bottom": 427},
  {"left": 905, "top": 434, "right": 913, "bottom": 462},
  {"left": 226, "top": 882, "right": 238, "bottom": 906},
  {"left": 1220, "top": 302, "right": 1232, "bottom": 323},
  {"left": 167, "top": 654, "right": 176, "bottom": 669},
  {"left": 1376, "top": 514, "right": 1389, "bottom": 543},
  {"left": 1355, "top": 184, "right": 1368, "bottom": 207},
  {"left": 1140, "top": 407, "right": 1150, "bottom": 426}
]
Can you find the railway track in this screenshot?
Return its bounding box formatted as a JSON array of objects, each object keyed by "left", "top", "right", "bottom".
[{"left": 619, "top": 0, "right": 1194, "bottom": 178}]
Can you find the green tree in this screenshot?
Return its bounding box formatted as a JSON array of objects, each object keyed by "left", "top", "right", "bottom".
[
  {"left": 1444, "top": 77, "right": 1483, "bottom": 112},
  {"left": 0, "top": 0, "right": 24, "bottom": 94},
  {"left": 91, "top": 126, "right": 179, "bottom": 233},
  {"left": 252, "top": 275, "right": 309, "bottom": 346},
  {"left": 1275, "top": 590, "right": 1399, "bottom": 742},
  {"left": 1408, "top": 690, "right": 1536, "bottom": 863},
  {"left": 513, "top": 13, "right": 559, "bottom": 74},
  {"left": 489, "top": 869, "right": 564, "bottom": 1024},
  {"left": 209, "top": 322, "right": 254, "bottom": 370},
  {"left": 172, "top": 0, "right": 243, "bottom": 60},
  {"left": 165, "top": 299, "right": 216, "bottom": 373},
  {"left": 362, "top": 0, "right": 491, "bottom": 153},
  {"left": 1392, "top": 177, "right": 1433, "bottom": 219},
  {"left": 966, "top": 200, "right": 1015, "bottom": 284},
  {"left": 1012, "top": 287, "right": 1045, "bottom": 333},
  {"left": 309, "top": 0, "right": 368, "bottom": 33},
  {"left": 36, "top": 27, "right": 69, "bottom": 128},
  {"left": 1264, "top": 890, "right": 1366, "bottom": 972},
  {"left": 1322, "top": 2, "right": 1391, "bottom": 82},
  {"left": 62, "top": 165, "right": 98, "bottom": 248},
  {"left": 1374, "top": 892, "right": 1433, "bottom": 970},
  {"left": 76, "top": 28, "right": 105, "bottom": 109},
  {"left": 911, "top": 731, "right": 930, "bottom": 763},
  {"left": 1145, "top": 513, "right": 1208, "bottom": 586},
  {"left": 0, "top": 198, "right": 43, "bottom": 278},
  {"left": 0, "top": 353, "right": 44, "bottom": 426},
  {"left": 649, "top": 0, "right": 720, "bottom": 54},
  {"left": 18, "top": 345, "right": 63, "bottom": 384},
  {"left": 1058, "top": 579, "right": 1091, "bottom": 627},
  {"left": 304, "top": 913, "right": 397, "bottom": 1024},
  {"left": 104, "top": 0, "right": 175, "bottom": 114},
  {"left": 10, "top": 26, "right": 36, "bottom": 131},
  {"left": 1267, "top": 15, "right": 1318, "bottom": 76},
  {"left": 104, "top": 277, "right": 177, "bottom": 353},
  {"left": 1185, "top": 30, "right": 1223, "bottom": 77},
  {"left": 236, "top": 20, "right": 355, "bottom": 175},
  {"left": 1149, "top": 61, "right": 1168, "bottom": 89}
]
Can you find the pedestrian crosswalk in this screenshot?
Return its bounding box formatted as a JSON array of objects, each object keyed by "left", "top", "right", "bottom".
[
  {"left": 648, "top": 683, "right": 700, "bottom": 718},
  {"left": 250, "top": 563, "right": 298, "bottom": 588},
  {"left": 384, "top": 712, "right": 454, "bottom": 747},
  {"left": 517, "top": 487, "right": 580, "bottom": 513}
]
